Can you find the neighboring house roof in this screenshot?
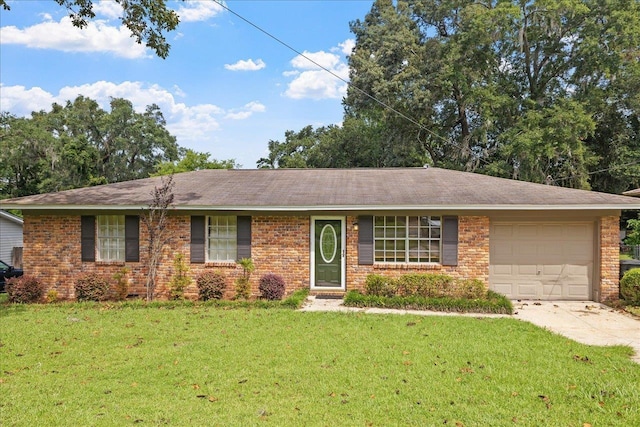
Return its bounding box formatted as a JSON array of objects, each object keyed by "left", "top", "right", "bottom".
[
  {"left": 1, "top": 168, "right": 639, "bottom": 212},
  {"left": 0, "top": 210, "right": 24, "bottom": 225},
  {"left": 623, "top": 188, "right": 640, "bottom": 197}
]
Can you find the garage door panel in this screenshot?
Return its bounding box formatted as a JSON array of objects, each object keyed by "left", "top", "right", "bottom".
[
  {"left": 540, "top": 225, "right": 563, "bottom": 239},
  {"left": 516, "top": 264, "right": 537, "bottom": 275},
  {"left": 567, "top": 284, "right": 590, "bottom": 297},
  {"left": 491, "top": 282, "right": 515, "bottom": 296},
  {"left": 489, "top": 222, "right": 594, "bottom": 301},
  {"left": 542, "top": 283, "right": 563, "bottom": 297},
  {"left": 516, "top": 282, "right": 540, "bottom": 298},
  {"left": 492, "top": 264, "right": 513, "bottom": 275}
]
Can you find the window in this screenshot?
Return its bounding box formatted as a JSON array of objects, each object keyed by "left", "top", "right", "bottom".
[
  {"left": 97, "top": 215, "right": 125, "bottom": 261},
  {"left": 207, "top": 216, "right": 237, "bottom": 261},
  {"left": 374, "top": 216, "right": 441, "bottom": 263}
]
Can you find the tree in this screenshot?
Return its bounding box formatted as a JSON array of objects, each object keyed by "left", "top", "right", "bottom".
[
  {"left": 153, "top": 149, "right": 238, "bottom": 176},
  {"left": 264, "top": 0, "right": 639, "bottom": 192},
  {"left": 0, "top": 95, "right": 179, "bottom": 199},
  {"left": 142, "top": 174, "right": 174, "bottom": 301},
  {"left": 0, "top": 0, "right": 182, "bottom": 58}
]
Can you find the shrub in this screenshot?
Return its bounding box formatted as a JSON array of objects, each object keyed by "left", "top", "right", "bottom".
[
  {"left": 412, "top": 273, "right": 453, "bottom": 298},
  {"left": 620, "top": 268, "right": 640, "bottom": 304},
  {"left": 75, "top": 274, "right": 110, "bottom": 302},
  {"left": 46, "top": 289, "right": 59, "bottom": 304},
  {"left": 112, "top": 267, "right": 130, "bottom": 301},
  {"left": 259, "top": 273, "right": 286, "bottom": 300},
  {"left": 235, "top": 258, "right": 255, "bottom": 300},
  {"left": 453, "top": 278, "right": 487, "bottom": 299},
  {"left": 196, "top": 271, "right": 226, "bottom": 301},
  {"left": 169, "top": 253, "right": 191, "bottom": 300},
  {"left": 365, "top": 274, "right": 397, "bottom": 297},
  {"left": 6, "top": 275, "right": 45, "bottom": 303}
]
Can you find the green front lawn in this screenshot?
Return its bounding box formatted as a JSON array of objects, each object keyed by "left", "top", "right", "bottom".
[{"left": 1, "top": 302, "right": 639, "bottom": 426}]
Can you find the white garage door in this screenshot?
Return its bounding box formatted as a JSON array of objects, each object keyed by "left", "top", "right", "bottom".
[{"left": 489, "top": 222, "right": 594, "bottom": 300}]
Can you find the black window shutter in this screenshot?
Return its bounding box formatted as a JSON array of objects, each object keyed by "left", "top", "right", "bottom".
[
  {"left": 358, "top": 215, "right": 374, "bottom": 265},
  {"left": 237, "top": 216, "right": 251, "bottom": 260},
  {"left": 442, "top": 216, "right": 458, "bottom": 266},
  {"left": 81, "top": 216, "right": 96, "bottom": 262},
  {"left": 191, "top": 216, "right": 206, "bottom": 263},
  {"left": 125, "top": 215, "right": 140, "bottom": 262}
]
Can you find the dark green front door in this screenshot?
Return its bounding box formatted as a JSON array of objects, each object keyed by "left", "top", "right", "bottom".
[{"left": 313, "top": 219, "right": 343, "bottom": 288}]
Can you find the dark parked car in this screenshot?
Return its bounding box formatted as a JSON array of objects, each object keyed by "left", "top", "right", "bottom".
[{"left": 0, "top": 260, "right": 23, "bottom": 292}]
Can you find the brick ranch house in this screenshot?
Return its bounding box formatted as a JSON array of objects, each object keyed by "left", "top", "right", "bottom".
[{"left": 2, "top": 168, "right": 639, "bottom": 302}]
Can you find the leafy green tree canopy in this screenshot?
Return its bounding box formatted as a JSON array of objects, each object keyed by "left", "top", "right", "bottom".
[
  {"left": 264, "top": 0, "right": 640, "bottom": 193},
  {"left": 153, "top": 148, "right": 238, "bottom": 176},
  {"left": 0, "top": 96, "right": 180, "bottom": 198}
]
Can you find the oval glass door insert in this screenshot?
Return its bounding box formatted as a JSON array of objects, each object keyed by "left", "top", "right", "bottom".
[{"left": 320, "top": 224, "right": 337, "bottom": 263}]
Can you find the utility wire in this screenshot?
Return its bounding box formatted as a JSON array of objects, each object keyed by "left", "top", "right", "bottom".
[
  {"left": 214, "top": 0, "right": 453, "bottom": 148},
  {"left": 216, "top": 1, "right": 636, "bottom": 183},
  {"left": 549, "top": 160, "right": 640, "bottom": 185}
]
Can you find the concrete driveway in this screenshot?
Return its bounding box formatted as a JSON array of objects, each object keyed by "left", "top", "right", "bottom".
[
  {"left": 513, "top": 301, "right": 640, "bottom": 363},
  {"left": 302, "top": 296, "right": 640, "bottom": 363}
]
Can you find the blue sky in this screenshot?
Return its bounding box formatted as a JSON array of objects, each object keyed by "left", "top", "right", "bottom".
[{"left": 0, "top": 0, "right": 374, "bottom": 168}]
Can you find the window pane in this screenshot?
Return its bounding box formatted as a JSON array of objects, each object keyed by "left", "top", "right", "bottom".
[
  {"left": 374, "top": 215, "right": 442, "bottom": 264},
  {"left": 207, "top": 216, "right": 237, "bottom": 261},
  {"left": 97, "top": 215, "right": 125, "bottom": 261}
]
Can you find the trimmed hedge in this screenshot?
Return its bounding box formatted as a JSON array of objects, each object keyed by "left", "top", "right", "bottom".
[
  {"left": 344, "top": 290, "right": 513, "bottom": 314},
  {"left": 365, "top": 273, "right": 487, "bottom": 299}
]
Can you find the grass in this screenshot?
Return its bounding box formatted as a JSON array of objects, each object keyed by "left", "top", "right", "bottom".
[{"left": 1, "top": 300, "right": 639, "bottom": 426}]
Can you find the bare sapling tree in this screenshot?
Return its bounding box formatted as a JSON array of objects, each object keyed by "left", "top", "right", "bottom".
[{"left": 142, "top": 175, "right": 175, "bottom": 301}]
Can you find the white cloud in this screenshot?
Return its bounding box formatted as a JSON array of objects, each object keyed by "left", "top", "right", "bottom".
[
  {"left": 0, "top": 84, "right": 56, "bottom": 114},
  {"left": 225, "top": 101, "right": 266, "bottom": 120},
  {"left": 175, "top": 0, "right": 224, "bottom": 23},
  {"left": 92, "top": 1, "right": 123, "bottom": 19},
  {"left": 284, "top": 45, "right": 350, "bottom": 100},
  {"left": 224, "top": 58, "right": 266, "bottom": 71},
  {"left": 0, "top": 81, "right": 265, "bottom": 149},
  {"left": 0, "top": 16, "right": 148, "bottom": 58},
  {"left": 336, "top": 39, "right": 355, "bottom": 56},
  {"left": 290, "top": 50, "right": 340, "bottom": 71}
]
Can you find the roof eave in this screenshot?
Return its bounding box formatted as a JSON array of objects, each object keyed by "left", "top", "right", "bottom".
[{"left": 2, "top": 203, "right": 638, "bottom": 212}]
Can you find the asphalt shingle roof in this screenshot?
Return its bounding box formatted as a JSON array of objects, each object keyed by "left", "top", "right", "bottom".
[{"left": 2, "top": 168, "right": 639, "bottom": 211}]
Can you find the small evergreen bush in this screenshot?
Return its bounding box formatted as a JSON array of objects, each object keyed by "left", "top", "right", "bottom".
[
  {"left": 453, "top": 278, "right": 487, "bottom": 299},
  {"left": 112, "top": 267, "right": 130, "bottom": 301},
  {"left": 75, "top": 273, "right": 110, "bottom": 302},
  {"left": 6, "top": 275, "right": 45, "bottom": 303},
  {"left": 235, "top": 258, "right": 255, "bottom": 300},
  {"left": 620, "top": 268, "right": 640, "bottom": 304},
  {"left": 259, "top": 273, "right": 286, "bottom": 300},
  {"left": 46, "top": 289, "right": 59, "bottom": 303},
  {"left": 169, "top": 253, "right": 191, "bottom": 300},
  {"left": 365, "top": 274, "right": 397, "bottom": 297},
  {"left": 196, "top": 271, "right": 226, "bottom": 301}
]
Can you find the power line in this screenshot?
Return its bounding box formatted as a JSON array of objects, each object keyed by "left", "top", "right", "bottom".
[
  {"left": 548, "top": 160, "right": 640, "bottom": 185},
  {"left": 214, "top": 0, "right": 455, "bottom": 148}
]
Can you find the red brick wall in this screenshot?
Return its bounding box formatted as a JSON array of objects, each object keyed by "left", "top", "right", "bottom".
[
  {"left": 599, "top": 215, "right": 620, "bottom": 301},
  {"left": 345, "top": 216, "right": 490, "bottom": 291},
  {"left": 23, "top": 213, "right": 618, "bottom": 301}
]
